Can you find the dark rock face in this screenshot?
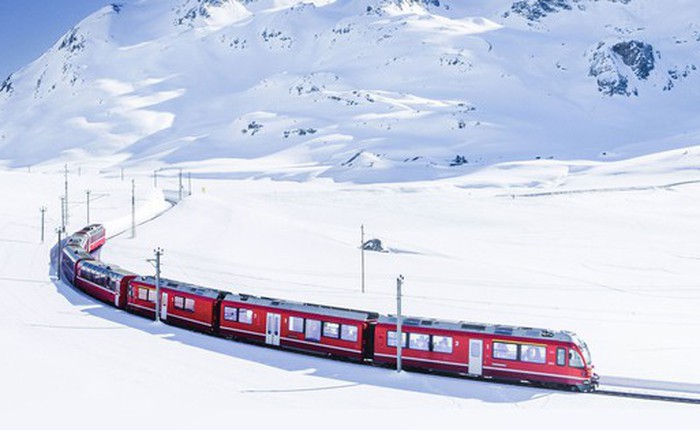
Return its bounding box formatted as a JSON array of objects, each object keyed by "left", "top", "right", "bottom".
[
  {"left": 611, "top": 40, "right": 655, "bottom": 80},
  {"left": 589, "top": 39, "right": 655, "bottom": 96},
  {"left": 508, "top": 0, "right": 632, "bottom": 21},
  {"left": 511, "top": 0, "right": 573, "bottom": 21},
  {"left": 175, "top": 0, "right": 230, "bottom": 26},
  {"left": 0, "top": 75, "right": 13, "bottom": 95},
  {"left": 58, "top": 28, "right": 85, "bottom": 53}
]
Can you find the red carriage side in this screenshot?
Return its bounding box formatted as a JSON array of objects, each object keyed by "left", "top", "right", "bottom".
[
  {"left": 159, "top": 279, "right": 225, "bottom": 332},
  {"left": 218, "top": 293, "right": 377, "bottom": 361},
  {"left": 75, "top": 260, "right": 136, "bottom": 308},
  {"left": 373, "top": 316, "right": 597, "bottom": 391}
]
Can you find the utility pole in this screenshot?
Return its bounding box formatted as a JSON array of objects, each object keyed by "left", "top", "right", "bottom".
[
  {"left": 120, "top": 167, "right": 124, "bottom": 181},
  {"left": 188, "top": 172, "right": 192, "bottom": 196},
  {"left": 396, "top": 275, "right": 404, "bottom": 373},
  {"left": 153, "top": 170, "right": 158, "bottom": 188},
  {"left": 56, "top": 228, "right": 63, "bottom": 281},
  {"left": 40, "top": 206, "right": 47, "bottom": 243},
  {"left": 150, "top": 247, "right": 164, "bottom": 322},
  {"left": 86, "top": 190, "right": 91, "bottom": 225},
  {"left": 131, "top": 179, "right": 136, "bottom": 239},
  {"left": 361, "top": 225, "right": 365, "bottom": 294},
  {"left": 178, "top": 168, "right": 183, "bottom": 201},
  {"left": 60, "top": 196, "right": 66, "bottom": 233},
  {"left": 64, "top": 164, "right": 69, "bottom": 225}
]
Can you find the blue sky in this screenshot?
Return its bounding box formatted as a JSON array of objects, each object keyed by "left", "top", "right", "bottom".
[{"left": 0, "top": 0, "right": 110, "bottom": 79}]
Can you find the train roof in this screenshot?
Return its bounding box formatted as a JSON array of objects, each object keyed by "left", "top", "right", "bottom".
[
  {"left": 222, "top": 292, "right": 379, "bottom": 322},
  {"left": 134, "top": 276, "right": 223, "bottom": 300},
  {"left": 80, "top": 259, "right": 136, "bottom": 277},
  {"left": 62, "top": 245, "right": 94, "bottom": 262},
  {"left": 377, "top": 315, "right": 575, "bottom": 343}
]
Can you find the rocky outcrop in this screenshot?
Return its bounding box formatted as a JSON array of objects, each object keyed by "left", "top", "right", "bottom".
[{"left": 588, "top": 39, "right": 655, "bottom": 96}]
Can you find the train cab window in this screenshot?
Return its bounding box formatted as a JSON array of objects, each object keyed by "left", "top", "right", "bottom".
[
  {"left": 556, "top": 348, "right": 566, "bottom": 366},
  {"left": 184, "top": 298, "right": 195, "bottom": 312},
  {"left": 569, "top": 349, "right": 584, "bottom": 368},
  {"left": 387, "top": 331, "right": 407, "bottom": 348},
  {"left": 305, "top": 319, "right": 321, "bottom": 342},
  {"left": 322, "top": 322, "right": 340, "bottom": 339},
  {"left": 433, "top": 335, "right": 453, "bottom": 354},
  {"left": 223, "top": 306, "right": 238, "bottom": 322},
  {"left": 340, "top": 325, "right": 358, "bottom": 342},
  {"left": 238, "top": 308, "right": 254, "bottom": 324},
  {"left": 408, "top": 333, "right": 430, "bottom": 351},
  {"left": 520, "top": 344, "right": 546, "bottom": 364},
  {"left": 289, "top": 316, "right": 304, "bottom": 333},
  {"left": 493, "top": 342, "right": 518, "bottom": 361}
]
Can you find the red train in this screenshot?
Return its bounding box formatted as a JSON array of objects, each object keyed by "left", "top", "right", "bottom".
[{"left": 60, "top": 224, "right": 599, "bottom": 392}]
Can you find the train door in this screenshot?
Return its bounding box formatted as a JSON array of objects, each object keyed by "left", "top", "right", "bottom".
[
  {"left": 160, "top": 292, "right": 168, "bottom": 321},
  {"left": 468, "top": 339, "right": 483, "bottom": 376},
  {"left": 266, "top": 313, "right": 281, "bottom": 346}
]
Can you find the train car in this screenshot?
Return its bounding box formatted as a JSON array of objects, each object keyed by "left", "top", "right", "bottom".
[
  {"left": 81, "top": 224, "right": 106, "bottom": 252},
  {"left": 373, "top": 316, "right": 597, "bottom": 391},
  {"left": 71, "top": 224, "right": 106, "bottom": 253},
  {"left": 65, "top": 233, "right": 89, "bottom": 250},
  {"left": 126, "top": 276, "right": 161, "bottom": 319},
  {"left": 218, "top": 293, "right": 378, "bottom": 361},
  {"left": 60, "top": 244, "right": 94, "bottom": 285},
  {"left": 126, "top": 276, "right": 224, "bottom": 332},
  {"left": 159, "top": 279, "right": 225, "bottom": 332},
  {"left": 75, "top": 260, "right": 137, "bottom": 308}
]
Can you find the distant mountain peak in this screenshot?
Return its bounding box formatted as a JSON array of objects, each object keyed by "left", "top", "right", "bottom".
[{"left": 0, "top": 0, "right": 698, "bottom": 179}]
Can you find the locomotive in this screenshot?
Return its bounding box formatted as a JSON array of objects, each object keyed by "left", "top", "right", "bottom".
[{"left": 60, "top": 224, "right": 599, "bottom": 392}]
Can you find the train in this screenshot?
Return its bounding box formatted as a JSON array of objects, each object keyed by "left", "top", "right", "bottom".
[{"left": 59, "top": 223, "right": 599, "bottom": 392}]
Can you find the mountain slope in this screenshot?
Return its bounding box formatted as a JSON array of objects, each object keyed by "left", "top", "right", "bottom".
[{"left": 1, "top": 0, "right": 699, "bottom": 181}]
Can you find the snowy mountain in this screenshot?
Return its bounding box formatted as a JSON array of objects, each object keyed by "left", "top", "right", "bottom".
[{"left": 1, "top": 0, "right": 699, "bottom": 181}]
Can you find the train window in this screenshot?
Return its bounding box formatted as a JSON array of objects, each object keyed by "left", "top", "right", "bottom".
[
  {"left": 223, "top": 306, "right": 238, "bottom": 322},
  {"left": 239, "top": 309, "right": 254, "bottom": 324},
  {"left": 520, "top": 344, "right": 546, "bottom": 364},
  {"left": 138, "top": 287, "right": 149, "bottom": 301},
  {"left": 305, "top": 319, "right": 321, "bottom": 342},
  {"left": 409, "top": 333, "right": 430, "bottom": 351},
  {"left": 387, "top": 331, "right": 407, "bottom": 348},
  {"left": 289, "top": 316, "right": 304, "bottom": 333},
  {"left": 569, "top": 349, "right": 584, "bottom": 368},
  {"left": 341, "top": 325, "right": 358, "bottom": 342},
  {"left": 184, "top": 298, "right": 195, "bottom": 312},
  {"left": 322, "top": 322, "right": 340, "bottom": 339},
  {"left": 148, "top": 289, "right": 157, "bottom": 302},
  {"left": 432, "top": 335, "right": 453, "bottom": 354},
  {"left": 493, "top": 342, "right": 518, "bottom": 361},
  {"left": 174, "top": 296, "right": 185, "bottom": 310}
]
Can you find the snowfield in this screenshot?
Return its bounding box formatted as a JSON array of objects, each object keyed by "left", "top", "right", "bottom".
[{"left": 2, "top": 149, "right": 700, "bottom": 426}]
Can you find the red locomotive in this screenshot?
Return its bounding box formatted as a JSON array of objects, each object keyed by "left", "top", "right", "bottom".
[
  {"left": 70, "top": 224, "right": 106, "bottom": 253},
  {"left": 59, "top": 224, "right": 599, "bottom": 392}
]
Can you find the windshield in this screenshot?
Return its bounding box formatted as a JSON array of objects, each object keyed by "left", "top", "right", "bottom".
[
  {"left": 578, "top": 341, "right": 592, "bottom": 365},
  {"left": 570, "top": 334, "right": 592, "bottom": 365}
]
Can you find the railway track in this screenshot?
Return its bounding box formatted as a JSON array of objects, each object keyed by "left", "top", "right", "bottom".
[
  {"left": 592, "top": 388, "right": 700, "bottom": 405},
  {"left": 592, "top": 376, "right": 700, "bottom": 405}
]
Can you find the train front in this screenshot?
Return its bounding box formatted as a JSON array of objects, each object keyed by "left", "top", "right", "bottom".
[{"left": 573, "top": 335, "right": 599, "bottom": 391}]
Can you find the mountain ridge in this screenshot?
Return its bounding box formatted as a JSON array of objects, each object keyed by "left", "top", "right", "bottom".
[{"left": 0, "top": 0, "right": 698, "bottom": 182}]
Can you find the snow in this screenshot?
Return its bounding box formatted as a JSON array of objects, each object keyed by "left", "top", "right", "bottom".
[{"left": 2, "top": 0, "right": 700, "bottom": 426}]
